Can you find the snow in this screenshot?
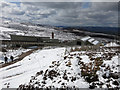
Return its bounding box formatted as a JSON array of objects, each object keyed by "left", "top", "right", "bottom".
[
  {"left": 103, "top": 56, "right": 118, "bottom": 73},
  {"left": 81, "top": 36, "right": 91, "bottom": 41},
  {"left": 105, "top": 42, "right": 119, "bottom": 47},
  {"left": 0, "top": 48, "right": 31, "bottom": 63},
  {"left": 0, "top": 48, "right": 66, "bottom": 88},
  {"left": 88, "top": 38, "right": 94, "bottom": 42},
  {"left": 92, "top": 40, "right": 99, "bottom": 45},
  {"left": 0, "top": 46, "right": 119, "bottom": 89},
  {"left": 81, "top": 36, "right": 99, "bottom": 45},
  {"left": 0, "top": 26, "right": 20, "bottom": 40},
  {"left": 96, "top": 55, "right": 119, "bottom": 88},
  {"left": 80, "top": 55, "right": 91, "bottom": 64},
  {"left": 0, "top": 27, "right": 19, "bottom": 32},
  {"left": 0, "top": 22, "right": 80, "bottom": 41}
]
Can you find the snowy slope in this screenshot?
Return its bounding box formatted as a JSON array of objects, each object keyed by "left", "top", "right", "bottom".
[
  {"left": 0, "top": 48, "right": 31, "bottom": 63},
  {"left": 0, "top": 47, "right": 66, "bottom": 89},
  {"left": 0, "top": 47, "right": 119, "bottom": 89},
  {"left": 0, "top": 27, "right": 20, "bottom": 40},
  {"left": 105, "top": 42, "right": 119, "bottom": 47},
  {"left": 0, "top": 22, "right": 80, "bottom": 41}
]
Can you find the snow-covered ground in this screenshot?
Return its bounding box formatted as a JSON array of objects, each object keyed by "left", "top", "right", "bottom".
[
  {"left": 0, "top": 26, "right": 20, "bottom": 40},
  {"left": 105, "top": 42, "right": 119, "bottom": 47},
  {"left": 0, "top": 22, "right": 80, "bottom": 41},
  {"left": 0, "top": 48, "right": 31, "bottom": 64},
  {"left": 0, "top": 47, "right": 119, "bottom": 89},
  {"left": 0, "top": 47, "right": 66, "bottom": 89}
]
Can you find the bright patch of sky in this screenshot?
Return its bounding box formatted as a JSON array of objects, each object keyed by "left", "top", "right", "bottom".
[
  {"left": 82, "top": 2, "right": 91, "bottom": 8},
  {"left": 10, "top": 2, "right": 21, "bottom": 7}
]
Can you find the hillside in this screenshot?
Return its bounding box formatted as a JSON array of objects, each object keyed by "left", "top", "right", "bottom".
[
  {"left": 0, "top": 22, "right": 80, "bottom": 41},
  {"left": 0, "top": 46, "right": 119, "bottom": 89},
  {"left": 0, "top": 22, "right": 119, "bottom": 89}
]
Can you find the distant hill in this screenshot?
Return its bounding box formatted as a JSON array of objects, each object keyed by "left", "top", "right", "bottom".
[
  {"left": 80, "top": 27, "right": 119, "bottom": 36},
  {"left": 57, "top": 26, "right": 120, "bottom": 36}
]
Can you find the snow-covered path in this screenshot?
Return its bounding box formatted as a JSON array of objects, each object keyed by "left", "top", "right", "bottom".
[{"left": 0, "top": 48, "right": 65, "bottom": 89}]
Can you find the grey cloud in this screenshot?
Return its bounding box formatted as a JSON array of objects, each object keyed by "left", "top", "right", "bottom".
[
  {"left": 1, "top": 1, "right": 118, "bottom": 27},
  {"left": 91, "top": 2, "right": 118, "bottom": 11},
  {"left": 2, "top": 2, "right": 10, "bottom": 8},
  {"left": 11, "top": 10, "right": 25, "bottom": 15}
]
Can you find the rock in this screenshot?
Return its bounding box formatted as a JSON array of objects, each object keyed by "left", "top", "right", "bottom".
[
  {"left": 116, "top": 65, "right": 120, "bottom": 67},
  {"left": 63, "top": 74, "right": 68, "bottom": 80},
  {"left": 106, "top": 79, "right": 111, "bottom": 83},
  {"left": 52, "top": 61, "right": 56, "bottom": 64},
  {"left": 96, "top": 82, "right": 104, "bottom": 86},
  {"left": 44, "top": 69, "right": 48, "bottom": 76},
  {"left": 112, "top": 81, "right": 119, "bottom": 86},
  {"left": 76, "top": 56, "right": 82, "bottom": 60},
  {"left": 61, "top": 83, "right": 65, "bottom": 85},
  {"left": 66, "top": 61, "right": 72, "bottom": 67},
  {"left": 36, "top": 70, "right": 43, "bottom": 76},
  {"left": 85, "top": 74, "right": 98, "bottom": 83},
  {"left": 71, "top": 77, "right": 76, "bottom": 82},
  {"left": 106, "top": 84, "right": 111, "bottom": 88},
  {"left": 30, "top": 80, "right": 32, "bottom": 83},
  {"left": 48, "top": 70, "right": 59, "bottom": 80},
  {"left": 49, "top": 65, "right": 54, "bottom": 68},
  {"left": 41, "top": 81, "right": 46, "bottom": 84},
  {"left": 64, "top": 56, "right": 67, "bottom": 60},
  {"left": 102, "top": 73, "right": 107, "bottom": 79},
  {"left": 110, "top": 73, "right": 119, "bottom": 79},
  {"left": 58, "top": 80, "right": 61, "bottom": 83},
  {"left": 101, "top": 64, "right": 106, "bottom": 67},
  {"left": 89, "top": 83, "right": 96, "bottom": 89},
  {"left": 35, "top": 81, "right": 39, "bottom": 84},
  {"left": 31, "top": 76, "right": 36, "bottom": 80},
  {"left": 43, "top": 76, "right": 47, "bottom": 80}
]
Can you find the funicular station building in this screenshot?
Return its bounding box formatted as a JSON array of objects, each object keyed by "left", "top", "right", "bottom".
[
  {"left": 2, "top": 34, "right": 61, "bottom": 48},
  {"left": 1, "top": 34, "right": 101, "bottom": 49}
]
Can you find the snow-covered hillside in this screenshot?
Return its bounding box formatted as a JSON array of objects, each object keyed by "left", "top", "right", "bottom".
[
  {"left": 0, "top": 47, "right": 66, "bottom": 89},
  {"left": 0, "top": 47, "right": 119, "bottom": 89},
  {"left": 0, "top": 22, "right": 80, "bottom": 41}
]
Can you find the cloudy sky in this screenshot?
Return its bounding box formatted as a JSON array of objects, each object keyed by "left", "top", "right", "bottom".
[{"left": 0, "top": 0, "right": 119, "bottom": 27}]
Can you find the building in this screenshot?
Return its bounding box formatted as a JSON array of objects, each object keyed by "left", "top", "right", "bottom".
[
  {"left": 10, "top": 34, "right": 50, "bottom": 42},
  {"left": 1, "top": 34, "right": 60, "bottom": 47},
  {"left": 80, "top": 36, "right": 100, "bottom": 46}
]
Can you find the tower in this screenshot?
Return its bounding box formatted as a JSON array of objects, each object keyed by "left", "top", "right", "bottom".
[{"left": 52, "top": 32, "right": 54, "bottom": 39}]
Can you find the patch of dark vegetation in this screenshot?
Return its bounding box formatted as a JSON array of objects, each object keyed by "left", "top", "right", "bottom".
[
  {"left": 48, "top": 70, "right": 60, "bottom": 80},
  {"left": 112, "top": 81, "right": 119, "bottom": 86},
  {"left": 36, "top": 70, "right": 43, "bottom": 77},
  {"left": 89, "top": 82, "right": 97, "bottom": 89}
]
